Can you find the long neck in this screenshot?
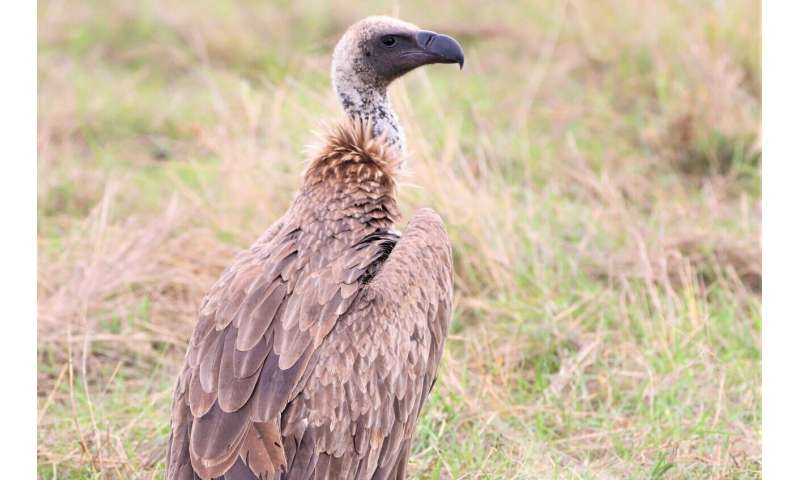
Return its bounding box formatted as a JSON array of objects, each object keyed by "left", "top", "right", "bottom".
[{"left": 333, "top": 74, "right": 405, "bottom": 154}]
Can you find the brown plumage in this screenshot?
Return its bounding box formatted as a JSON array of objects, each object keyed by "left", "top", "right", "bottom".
[{"left": 167, "top": 16, "right": 464, "bottom": 480}]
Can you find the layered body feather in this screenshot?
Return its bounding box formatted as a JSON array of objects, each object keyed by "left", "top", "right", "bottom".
[{"left": 166, "top": 121, "right": 454, "bottom": 480}]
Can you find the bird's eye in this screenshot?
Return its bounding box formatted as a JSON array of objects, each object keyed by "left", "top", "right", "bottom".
[{"left": 381, "top": 35, "right": 398, "bottom": 48}]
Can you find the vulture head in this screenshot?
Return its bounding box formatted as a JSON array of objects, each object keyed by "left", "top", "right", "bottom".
[{"left": 331, "top": 16, "right": 465, "bottom": 153}]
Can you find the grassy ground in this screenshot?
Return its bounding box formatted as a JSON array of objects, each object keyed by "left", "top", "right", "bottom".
[{"left": 37, "top": 1, "right": 761, "bottom": 478}]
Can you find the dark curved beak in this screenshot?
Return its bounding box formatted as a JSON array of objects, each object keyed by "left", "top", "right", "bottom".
[{"left": 415, "top": 30, "right": 465, "bottom": 69}]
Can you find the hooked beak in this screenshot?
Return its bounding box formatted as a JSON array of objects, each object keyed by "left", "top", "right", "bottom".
[{"left": 415, "top": 30, "right": 465, "bottom": 69}]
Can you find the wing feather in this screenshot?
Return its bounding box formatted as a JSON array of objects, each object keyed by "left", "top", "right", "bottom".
[
  {"left": 218, "top": 329, "right": 262, "bottom": 412},
  {"left": 188, "top": 369, "right": 216, "bottom": 418},
  {"left": 190, "top": 401, "right": 251, "bottom": 477},
  {"left": 233, "top": 333, "right": 271, "bottom": 379},
  {"left": 250, "top": 346, "right": 313, "bottom": 422},
  {"left": 197, "top": 330, "right": 225, "bottom": 393},
  {"left": 235, "top": 281, "right": 286, "bottom": 351}
]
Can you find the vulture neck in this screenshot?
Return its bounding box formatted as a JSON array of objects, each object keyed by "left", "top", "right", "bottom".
[
  {"left": 302, "top": 121, "right": 401, "bottom": 232},
  {"left": 333, "top": 75, "right": 405, "bottom": 155}
]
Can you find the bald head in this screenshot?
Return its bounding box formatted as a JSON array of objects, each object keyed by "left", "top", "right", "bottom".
[
  {"left": 333, "top": 16, "right": 463, "bottom": 89},
  {"left": 330, "top": 16, "right": 464, "bottom": 153}
]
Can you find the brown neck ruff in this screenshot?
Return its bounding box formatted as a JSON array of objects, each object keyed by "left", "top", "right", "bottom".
[{"left": 297, "top": 120, "right": 402, "bottom": 232}]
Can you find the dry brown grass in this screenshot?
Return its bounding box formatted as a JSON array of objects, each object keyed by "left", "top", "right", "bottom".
[{"left": 38, "top": 0, "right": 761, "bottom": 478}]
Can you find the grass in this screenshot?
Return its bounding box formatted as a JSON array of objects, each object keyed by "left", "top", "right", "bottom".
[{"left": 37, "top": 0, "right": 761, "bottom": 478}]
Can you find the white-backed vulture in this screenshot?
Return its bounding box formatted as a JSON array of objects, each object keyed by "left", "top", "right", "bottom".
[{"left": 166, "top": 16, "right": 464, "bottom": 480}]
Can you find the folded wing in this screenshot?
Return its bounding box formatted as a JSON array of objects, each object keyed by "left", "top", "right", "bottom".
[{"left": 166, "top": 216, "right": 404, "bottom": 479}]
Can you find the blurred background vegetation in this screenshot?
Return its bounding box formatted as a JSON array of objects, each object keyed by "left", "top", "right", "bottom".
[{"left": 38, "top": 0, "right": 761, "bottom": 478}]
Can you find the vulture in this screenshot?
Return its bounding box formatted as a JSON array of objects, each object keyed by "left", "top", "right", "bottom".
[{"left": 166, "top": 16, "right": 464, "bottom": 480}]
